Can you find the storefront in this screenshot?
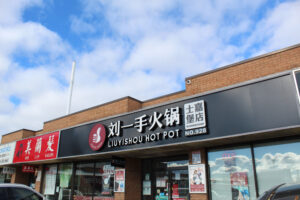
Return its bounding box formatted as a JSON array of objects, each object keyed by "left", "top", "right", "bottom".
[
  {"left": 1, "top": 45, "right": 300, "bottom": 200},
  {"left": 42, "top": 70, "right": 300, "bottom": 199}
]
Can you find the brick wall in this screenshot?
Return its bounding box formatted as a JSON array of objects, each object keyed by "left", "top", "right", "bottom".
[
  {"left": 34, "top": 165, "right": 43, "bottom": 193},
  {"left": 37, "top": 97, "right": 142, "bottom": 135},
  {"left": 1, "top": 129, "right": 35, "bottom": 144},
  {"left": 124, "top": 158, "right": 142, "bottom": 200},
  {"left": 11, "top": 166, "right": 29, "bottom": 185},
  {"left": 113, "top": 158, "right": 141, "bottom": 200},
  {"left": 189, "top": 149, "right": 208, "bottom": 200},
  {"left": 185, "top": 45, "right": 300, "bottom": 95},
  {"left": 114, "top": 192, "right": 125, "bottom": 200},
  {"left": 142, "top": 91, "right": 186, "bottom": 107}
]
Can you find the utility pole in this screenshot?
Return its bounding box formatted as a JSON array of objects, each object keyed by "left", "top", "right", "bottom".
[{"left": 66, "top": 61, "right": 76, "bottom": 115}]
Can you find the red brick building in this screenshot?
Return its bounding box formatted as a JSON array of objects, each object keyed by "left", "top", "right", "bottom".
[{"left": 1, "top": 44, "right": 300, "bottom": 200}]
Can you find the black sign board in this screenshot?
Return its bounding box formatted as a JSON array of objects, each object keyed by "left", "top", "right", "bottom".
[{"left": 58, "top": 74, "right": 300, "bottom": 158}]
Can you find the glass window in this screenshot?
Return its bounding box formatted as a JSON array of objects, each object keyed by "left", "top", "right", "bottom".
[
  {"left": 208, "top": 146, "right": 257, "bottom": 200},
  {"left": 57, "top": 163, "right": 73, "bottom": 200},
  {"left": 42, "top": 164, "right": 57, "bottom": 200},
  {"left": 0, "top": 168, "right": 13, "bottom": 183},
  {"left": 8, "top": 187, "right": 42, "bottom": 200},
  {"left": 254, "top": 140, "right": 300, "bottom": 195},
  {"left": 94, "top": 162, "right": 114, "bottom": 199},
  {"left": 74, "top": 162, "right": 95, "bottom": 199}
]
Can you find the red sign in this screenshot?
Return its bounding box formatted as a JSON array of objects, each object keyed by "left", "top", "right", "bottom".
[
  {"left": 22, "top": 165, "right": 36, "bottom": 173},
  {"left": 89, "top": 124, "right": 106, "bottom": 151},
  {"left": 13, "top": 131, "right": 60, "bottom": 163}
]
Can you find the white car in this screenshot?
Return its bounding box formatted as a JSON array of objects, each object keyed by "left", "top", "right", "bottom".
[{"left": 0, "top": 183, "right": 45, "bottom": 200}]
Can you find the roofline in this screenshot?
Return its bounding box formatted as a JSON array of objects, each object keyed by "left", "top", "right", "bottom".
[
  {"left": 143, "top": 90, "right": 186, "bottom": 103},
  {"left": 1, "top": 129, "right": 35, "bottom": 137},
  {"left": 186, "top": 43, "right": 300, "bottom": 81},
  {"left": 45, "top": 96, "right": 142, "bottom": 124}
]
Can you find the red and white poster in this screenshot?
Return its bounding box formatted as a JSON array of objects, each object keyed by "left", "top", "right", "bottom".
[
  {"left": 114, "top": 169, "right": 125, "bottom": 192},
  {"left": 22, "top": 165, "right": 36, "bottom": 173},
  {"left": 189, "top": 164, "right": 206, "bottom": 193},
  {"left": 13, "top": 131, "right": 60, "bottom": 163},
  {"left": 230, "top": 172, "right": 250, "bottom": 200}
]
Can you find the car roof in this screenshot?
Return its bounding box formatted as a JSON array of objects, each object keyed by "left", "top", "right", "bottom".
[
  {"left": 276, "top": 183, "right": 300, "bottom": 193},
  {"left": 0, "top": 183, "right": 32, "bottom": 188},
  {"left": 0, "top": 183, "right": 44, "bottom": 198}
]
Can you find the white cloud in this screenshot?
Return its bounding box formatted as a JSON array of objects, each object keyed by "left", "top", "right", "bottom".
[
  {"left": 0, "top": 0, "right": 42, "bottom": 25},
  {"left": 245, "top": 0, "right": 300, "bottom": 55},
  {"left": 70, "top": 16, "right": 97, "bottom": 34},
  {"left": 0, "top": 2, "right": 72, "bottom": 135},
  {"left": 0, "top": 22, "right": 70, "bottom": 60}
]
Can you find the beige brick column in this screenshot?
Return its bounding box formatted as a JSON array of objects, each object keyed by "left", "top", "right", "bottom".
[
  {"left": 34, "top": 165, "right": 43, "bottom": 193},
  {"left": 189, "top": 149, "right": 209, "bottom": 200},
  {"left": 11, "top": 166, "right": 30, "bottom": 185},
  {"left": 114, "top": 158, "right": 141, "bottom": 200}
]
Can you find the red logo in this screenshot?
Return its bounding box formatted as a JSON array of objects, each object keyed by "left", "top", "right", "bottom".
[{"left": 89, "top": 124, "right": 106, "bottom": 151}]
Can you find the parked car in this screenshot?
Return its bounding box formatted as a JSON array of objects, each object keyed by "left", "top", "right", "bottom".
[
  {"left": 0, "top": 183, "right": 45, "bottom": 200},
  {"left": 257, "top": 183, "right": 300, "bottom": 200}
]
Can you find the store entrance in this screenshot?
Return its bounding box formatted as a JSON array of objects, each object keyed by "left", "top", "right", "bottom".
[
  {"left": 169, "top": 168, "right": 189, "bottom": 200},
  {"left": 142, "top": 156, "right": 189, "bottom": 200}
]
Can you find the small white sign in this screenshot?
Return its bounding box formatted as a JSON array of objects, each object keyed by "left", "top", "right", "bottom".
[
  {"left": 2, "top": 167, "right": 15, "bottom": 174},
  {"left": 192, "top": 151, "right": 201, "bottom": 164},
  {"left": 0, "top": 142, "right": 16, "bottom": 165},
  {"left": 184, "top": 100, "right": 206, "bottom": 130},
  {"left": 36, "top": 170, "right": 42, "bottom": 181}
]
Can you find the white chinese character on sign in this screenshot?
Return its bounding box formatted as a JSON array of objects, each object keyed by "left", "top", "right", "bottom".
[
  {"left": 194, "top": 102, "right": 204, "bottom": 112},
  {"left": 149, "top": 112, "right": 163, "bottom": 130},
  {"left": 108, "top": 121, "right": 121, "bottom": 138},
  {"left": 46, "top": 135, "right": 55, "bottom": 152},
  {"left": 134, "top": 114, "right": 148, "bottom": 133},
  {"left": 25, "top": 140, "right": 32, "bottom": 155},
  {"left": 35, "top": 138, "right": 42, "bottom": 154},
  {"left": 184, "top": 100, "right": 206, "bottom": 130},
  {"left": 164, "top": 107, "right": 180, "bottom": 126}
]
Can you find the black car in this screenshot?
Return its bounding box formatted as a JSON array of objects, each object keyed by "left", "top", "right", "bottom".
[
  {"left": 0, "top": 184, "right": 45, "bottom": 200},
  {"left": 257, "top": 183, "right": 300, "bottom": 200}
]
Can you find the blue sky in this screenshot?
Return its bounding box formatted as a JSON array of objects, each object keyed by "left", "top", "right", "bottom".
[{"left": 1, "top": 0, "right": 300, "bottom": 135}]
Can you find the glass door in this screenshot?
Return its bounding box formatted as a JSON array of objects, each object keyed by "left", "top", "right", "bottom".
[
  {"left": 56, "top": 163, "right": 73, "bottom": 200},
  {"left": 154, "top": 170, "right": 169, "bottom": 200},
  {"left": 42, "top": 164, "right": 57, "bottom": 200},
  {"left": 142, "top": 156, "right": 189, "bottom": 200},
  {"left": 170, "top": 169, "right": 189, "bottom": 200}
]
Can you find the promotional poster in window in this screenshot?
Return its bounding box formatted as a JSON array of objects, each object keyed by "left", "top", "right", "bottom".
[
  {"left": 230, "top": 172, "right": 250, "bottom": 200},
  {"left": 188, "top": 164, "right": 206, "bottom": 193}
]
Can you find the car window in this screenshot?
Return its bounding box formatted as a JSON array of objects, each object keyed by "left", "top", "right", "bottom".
[
  {"left": 0, "top": 188, "right": 8, "bottom": 199},
  {"left": 8, "top": 187, "right": 42, "bottom": 200},
  {"left": 273, "top": 194, "right": 300, "bottom": 200}
]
